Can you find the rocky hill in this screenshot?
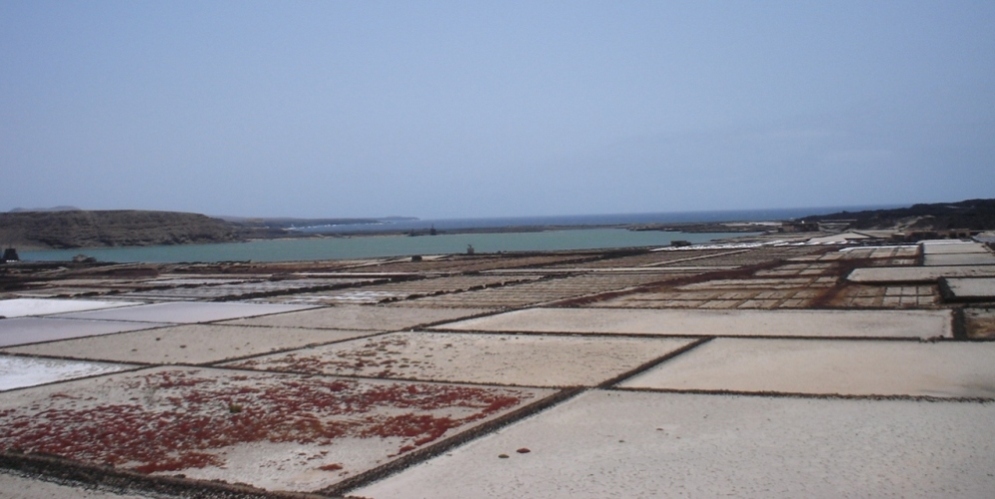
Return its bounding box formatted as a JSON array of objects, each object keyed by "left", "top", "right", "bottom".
[
  {"left": 801, "top": 199, "right": 995, "bottom": 231},
  {"left": 0, "top": 210, "right": 240, "bottom": 250}
]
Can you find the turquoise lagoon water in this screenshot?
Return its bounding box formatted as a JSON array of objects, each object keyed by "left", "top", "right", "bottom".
[{"left": 19, "top": 228, "right": 749, "bottom": 264}]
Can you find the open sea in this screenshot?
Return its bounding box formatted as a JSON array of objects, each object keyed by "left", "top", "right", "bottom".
[{"left": 17, "top": 206, "right": 890, "bottom": 264}]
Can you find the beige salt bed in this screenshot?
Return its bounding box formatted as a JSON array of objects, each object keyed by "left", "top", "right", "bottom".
[
  {"left": 353, "top": 390, "right": 995, "bottom": 499},
  {"left": 225, "top": 332, "right": 694, "bottom": 387},
  {"left": 924, "top": 252, "right": 995, "bottom": 266},
  {"left": 618, "top": 338, "right": 995, "bottom": 398},
  {"left": 848, "top": 266, "right": 995, "bottom": 283},
  {"left": 221, "top": 305, "right": 495, "bottom": 331},
  {"left": 0, "top": 298, "right": 139, "bottom": 318},
  {"left": 442, "top": 308, "right": 951, "bottom": 339},
  {"left": 0, "top": 317, "right": 170, "bottom": 347},
  {"left": 0, "top": 366, "right": 552, "bottom": 493},
  {"left": 50, "top": 301, "right": 316, "bottom": 324},
  {"left": 3, "top": 324, "right": 377, "bottom": 364}
]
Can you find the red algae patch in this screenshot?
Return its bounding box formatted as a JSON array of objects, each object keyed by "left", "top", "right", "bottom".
[{"left": 0, "top": 366, "right": 550, "bottom": 492}]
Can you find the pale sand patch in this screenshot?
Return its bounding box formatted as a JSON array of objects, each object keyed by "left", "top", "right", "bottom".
[
  {"left": 442, "top": 308, "right": 952, "bottom": 339},
  {"left": 50, "top": 301, "right": 316, "bottom": 324},
  {"left": 353, "top": 390, "right": 995, "bottom": 499},
  {"left": 220, "top": 305, "right": 494, "bottom": 331},
  {"left": 0, "top": 318, "right": 170, "bottom": 347},
  {"left": 0, "top": 298, "right": 139, "bottom": 318},
  {"left": 0, "top": 354, "right": 135, "bottom": 391},
  {"left": 225, "top": 332, "right": 695, "bottom": 387},
  {"left": 0, "top": 366, "right": 552, "bottom": 492},
  {"left": 618, "top": 338, "right": 995, "bottom": 398},
  {"left": 3, "top": 325, "right": 376, "bottom": 364}
]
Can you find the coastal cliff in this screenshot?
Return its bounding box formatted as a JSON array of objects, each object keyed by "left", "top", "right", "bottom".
[{"left": 0, "top": 210, "right": 240, "bottom": 250}]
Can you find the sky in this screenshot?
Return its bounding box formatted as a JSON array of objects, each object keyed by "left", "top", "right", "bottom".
[{"left": 1, "top": 1, "right": 993, "bottom": 219}]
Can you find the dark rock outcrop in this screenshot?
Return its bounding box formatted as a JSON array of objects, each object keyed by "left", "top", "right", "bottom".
[{"left": 0, "top": 210, "right": 240, "bottom": 249}]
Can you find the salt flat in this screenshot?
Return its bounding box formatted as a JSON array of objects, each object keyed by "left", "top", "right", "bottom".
[
  {"left": 0, "top": 298, "right": 139, "bottom": 318},
  {"left": 442, "top": 308, "right": 952, "bottom": 339},
  {"left": 226, "top": 332, "right": 695, "bottom": 387},
  {"left": 0, "top": 317, "right": 170, "bottom": 347},
  {"left": 221, "top": 305, "right": 494, "bottom": 331},
  {"left": 0, "top": 355, "right": 135, "bottom": 391},
  {"left": 3, "top": 324, "right": 376, "bottom": 364},
  {"left": 0, "top": 366, "right": 553, "bottom": 493},
  {"left": 50, "top": 301, "right": 316, "bottom": 323},
  {"left": 353, "top": 390, "right": 995, "bottom": 499},
  {"left": 618, "top": 338, "right": 995, "bottom": 398}
]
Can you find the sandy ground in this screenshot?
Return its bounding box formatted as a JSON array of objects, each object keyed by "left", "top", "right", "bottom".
[
  {"left": 50, "top": 301, "right": 316, "bottom": 324},
  {"left": 442, "top": 308, "right": 952, "bottom": 339},
  {"left": 220, "top": 305, "right": 495, "bottom": 331},
  {"left": 3, "top": 324, "right": 378, "bottom": 364},
  {"left": 0, "top": 318, "right": 170, "bottom": 348},
  {"left": 225, "top": 332, "right": 695, "bottom": 387},
  {"left": 0, "top": 366, "right": 553, "bottom": 493},
  {"left": 618, "top": 338, "right": 995, "bottom": 398},
  {"left": 0, "top": 298, "right": 139, "bottom": 318},
  {"left": 353, "top": 390, "right": 995, "bottom": 499},
  {"left": 0, "top": 355, "right": 134, "bottom": 391}
]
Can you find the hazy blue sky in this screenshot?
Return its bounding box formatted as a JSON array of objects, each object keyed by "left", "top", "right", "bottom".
[{"left": 2, "top": 1, "right": 993, "bottom": 218}]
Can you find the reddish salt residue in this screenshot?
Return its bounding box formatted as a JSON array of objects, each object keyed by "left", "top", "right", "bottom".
[
  {"left": 233, "top": 336, "right": 428, "bottom": 378},
  {"left": 0, "top": 369, "right": 529, "bottom": 475}
]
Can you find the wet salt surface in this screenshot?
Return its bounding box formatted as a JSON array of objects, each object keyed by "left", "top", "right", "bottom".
[
  {"left": 0, "top": 355, "right": 134, "bottom": 391},
  {"left": 4, "top": 324, "right": 378, "bottom": 365},
  {"left": 618, "top": 338, "right": 995, "bottom": 398},
  {"left": 0, "top": 366, "right": 553, "bottom": 492},
  {"left": 443, "top": 308, "right": 952, "bottom": 339},
  {"left": 50, "top": 301, "right": 317, "bottom": 324},
  {"left": 0, "top": 298, "right": 139, "bottom": 318},
  {"left": 225, "top": 332, "right": 695, "bottom": 387},
  {"left": 354, "top": 390, "right": 995, "bottom": 499},
  {"left": 0, "top": 317, "right": 170, "bottom": 347}
]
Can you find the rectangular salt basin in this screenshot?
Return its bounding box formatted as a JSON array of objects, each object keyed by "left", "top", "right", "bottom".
[
  {"left": 0, "top": 318, "right": 170, "bottom": 347},
  {"left": 0, "top": 366, "right": 554, "bottom": 492},
  {"left": 352, "top": 390, "right": 995, "bottom": 499},
  {"left": 51, "top": 301, "right": 316, "bottom": 324},
  {"left": 442, "top": 308, "right": 952, "bottom": 339},
  {"left": 923, "top": 253, "right": 995, "bottom": 266},
  {"left": 221, "top": 305, "right": 496, "bottom": 331},
  {"left": 0, "top": 470, "right": 152, "bottom": 499},
  {"left": 0, "top": 354, "right": 135, "bottom": 391},
  {"left": 942, "top": 278, "right": 995, "bottom": 301},
  {"left": 225, "top": 332, "right": 695, "bottom": 387},
  {"left": 920, "top": 241, "right": 990, "bottom": 254},
  {"left": 848, "top": 266, "right": 995, "bottom": 283},
  {"left": 618, "top": 338, "right": 995, "bottom": 398},
  {"left": 0, "top": 298, "right": 139, "bottom": 318},
  {"left": 4, "top": 325, "right": 377, "bottom": 364}
]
